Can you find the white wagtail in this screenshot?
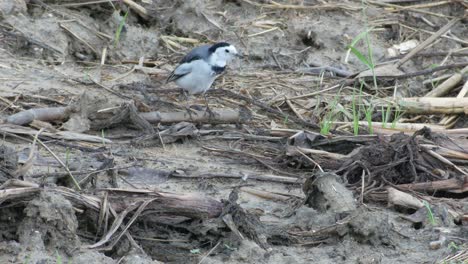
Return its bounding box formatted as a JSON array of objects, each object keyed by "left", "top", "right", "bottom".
[{"left": 166, "top": 42, "right": 239, "bottom": 95}]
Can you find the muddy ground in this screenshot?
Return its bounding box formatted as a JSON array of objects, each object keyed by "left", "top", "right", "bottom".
[{"left": 0, "top": 0, "right": 467, "bottom": 263}]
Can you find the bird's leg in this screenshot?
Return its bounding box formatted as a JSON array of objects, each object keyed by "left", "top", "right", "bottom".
[
  {"left": 203, "top": 93, "right": 217, "bottom": 120},
  {"left": 181, "top": 90, "right": 197, "bottom": 121},
  {"left": 185, "top": 105, "right": 196, "bottom": 122}
]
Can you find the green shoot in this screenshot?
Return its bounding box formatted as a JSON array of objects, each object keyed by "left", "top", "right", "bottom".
[
  {"left": 352, "top": 88, "right": 359, "bottom": 136},
  {"left": 83, "top": 71, "right": 90, "bottom": 82},
  {"left": 348, "top": 46, "right": 373, "bottom": 69},
  {"left": 320, "top": 93, "right": 340, "bottom": 136},
  {"left": 224, "top": 244, "right": 237, "bottom": 251},
  {"left": 381, "top": 106, "right": 386, "bottom": 128},
  {"left": 362, "top": 0, "right": 377, "bottom": 89},
  {"left": 448, "top": 241, "right": 459, "bottom": 252},
  {"left": 56, "top": 251, "right": 63, "bottom": 264},
  {"left": 423, "top": 201, "right": 436, "bottom": 226},
  {"left": 430, "top": 79, "right": 440, "bottom": 91},
  {"left": 364, "top": 32, "right": 376, "bottom": 88},
  {"left": 114, "top": 11, "right": 129, "bottom": 48},
  {"left": 381, "top": 104, "right": 393, "bottom": 129},
  {"left": 380, "top": 103, "right": 403, "bottom": 129},
  {"left": 320, "top": 115, "right": 333, "bottom": 136},
  {"left": 346, "top": 27, "right": 374, "bottom": 61},
  {"left": 346, "top": 1, "right": 377, "bottom": 89},
  {"left": 23, "top": 254, "right": 31, "bottom": 264},
  {"left": 190, "top": 249, "right": 201, "bottom": 254},
  {"left": 391, "top": 106, "right": 403, "bottom": 129},
  {"left": 283, "top": 115, "right": 289, "bottom": 126}
]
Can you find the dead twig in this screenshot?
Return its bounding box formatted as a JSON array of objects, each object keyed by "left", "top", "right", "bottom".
[
  {"left": 422, "top": 146, "right": 468, "bottom": 176},
  {"left": 240, "top": 187, "right": 303, "bottom": 202},
  {"left": 198, "top": 241, "right": 221, "bottom": 264},
  {"left": 36, "top": 138, "right": 82, "bottom": 190},
  {"left": 373, "top": 97, "right": 468, "bottom": 114},
  {"left": 396, "top": 177, "right": 468, "bottom": 193},
  {"left": 295, "top": 149, "right": 324, "bottom": 172},
  {"left": 425, "top": 66, "right": 468, "bottom": 97},
  {"left": 171, "top": 170, "right": 302, "bottom": 184},
  {"left": 396, "top": 17, "right": 462, "bottom": 68},
  {"left": 59, "top": 23, "right": 99, "bottom": 55},
  {"left": 12, "top": 128, "right": 44, "bottom": 178},
  {"left": 122, "top": 0, "right": 148, "bottom": 19},
  {"left": 368, "top": 0, "right": 457, "bottom": 18},
  {"left": 241, "top": 0, "right": 361, "bottom": 11}
]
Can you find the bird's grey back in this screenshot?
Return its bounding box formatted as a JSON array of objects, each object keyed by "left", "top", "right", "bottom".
[{"left": 180, "top": 45, "right": 211, "bottom": 64}]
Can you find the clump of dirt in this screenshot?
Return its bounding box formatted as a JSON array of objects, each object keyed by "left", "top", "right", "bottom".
[
  {"left": 17, "top": 191, "right": 80, "bottom": 254},
  {"left": 303, "top": 172, "right": 357, "bottom": 214},
  {"left": 348, "top": 208, "right": 397, "bottom": 247},
  {"left": 0, "top": 145, "right": 18, "bottom": 182},
  {"left": 0, "top": 191, "right": 79, "bottom": 263}
]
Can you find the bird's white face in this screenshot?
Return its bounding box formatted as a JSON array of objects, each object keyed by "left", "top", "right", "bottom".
[{"left": 211, "top": 45, "right": 238, "bottom": 67}]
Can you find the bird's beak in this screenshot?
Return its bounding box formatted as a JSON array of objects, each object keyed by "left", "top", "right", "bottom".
[{"left": 235, "top": 52, "right": 243, "bottom": 58}]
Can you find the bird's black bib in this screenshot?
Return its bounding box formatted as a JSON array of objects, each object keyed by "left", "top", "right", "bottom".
[{"left": 211, "top": 65, "right": 226, "bottom": 75}]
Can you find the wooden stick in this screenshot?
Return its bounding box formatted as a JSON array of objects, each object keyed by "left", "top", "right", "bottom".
[
  {"left": 333, "top": 121, "right": 447, "bottom": 132},
  {"left": 439, "top": 80, "right": 468, "bottom": 126},
  {"left": 122, "top": 0, "right": 148, "bottom": 19},
  {"left": 374, "top": 97, "right": 468, "bottom": 114},
  {"left": 387, "top": 187, "right": 424, "bottom": 209},
  {"left": 240, "top": 187, "right": 296, "bottom": 202},
  {"left": 171, "top": 171, "right": 302, "bottom": 184},
  {"left": 420, "top": 144, "right": 468, "bottom": 161},
  {"left": 396, "top": 176, "right": 468, "bottom": 193},
  {"left": 422, "top": 146, "right": 468, "bottom": 176},
  {"left": 241, "top": 0, "right": 360, "bottom": 11},
  {"left": 0, "top": 124, "right": 112, "bottom": 144},
  {"left": 368, "top": 0, "right": 456, "bottom": 18},
  {"left": 6, "top": 106, "right": 71, "bottom": 125},
  {"left": 6, "top": 106, "right": 250, "bottom": 126},
  {"left": 140, "top": 108, "right": 250, "bottom": 124},
  {"left": 285, "top": 99, "right": 305, "bottom": 121},
  {"left": 287, "top": 146, "right": 346, "bottom": 160},
  {"left": 396, "top": 17, "right": 462, "bottom": 67},
  {"left": 12, "top": 128, "right": 43, "bottom": 177},
  {"left": 425, "top": 66, "right": 468, "bottom": 97}
]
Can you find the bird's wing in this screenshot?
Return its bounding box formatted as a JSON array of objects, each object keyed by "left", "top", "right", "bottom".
[
  {"left": 179, "top": 45, "right": 210, "bottom": 63},
  {"left": 166, "top": 61, "right": 195, "bottom": 83},
  {"left": 167, "top": 45, "right": 211, "bottom": 83}
]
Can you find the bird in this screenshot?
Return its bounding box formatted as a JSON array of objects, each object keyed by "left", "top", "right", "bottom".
[{"left": 166, "top": 42, "right": 240, "bottom": 95}]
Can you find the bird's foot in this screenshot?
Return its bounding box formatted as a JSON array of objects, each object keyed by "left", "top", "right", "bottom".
[
  {"left": 205, "top": 106, "right": 217, "bottom": 120},
  {"left": 184, "top": 106, "right": 198, "bottom": 122},
  {"left": 204, "top": 101, "right": 218, "bottom": 121}
]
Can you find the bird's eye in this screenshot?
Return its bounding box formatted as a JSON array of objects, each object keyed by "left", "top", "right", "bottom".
[{"left": 225, "top": 49, "right": 230, "bottom": 53}]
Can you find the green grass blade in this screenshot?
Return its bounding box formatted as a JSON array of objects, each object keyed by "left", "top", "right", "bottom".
[
  {"left": 352, "top": 90, "right": 359, "bottom": 136},
  {"left": 114, "top": 11, "right": 129, "bottom": 48},
  {"left": 349, "top": 27, "right": 374, "bottom": 47},
  {"left": 348, "top": 46, "right": 372, "bottom": 69},
  {"left": 423, "top": 201, "right": 436, "bottom": 226}
]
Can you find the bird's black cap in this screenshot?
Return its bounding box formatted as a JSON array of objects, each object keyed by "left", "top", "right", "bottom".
[{"left": 208, "top": 42, "right": 231, "bottom": 53}]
